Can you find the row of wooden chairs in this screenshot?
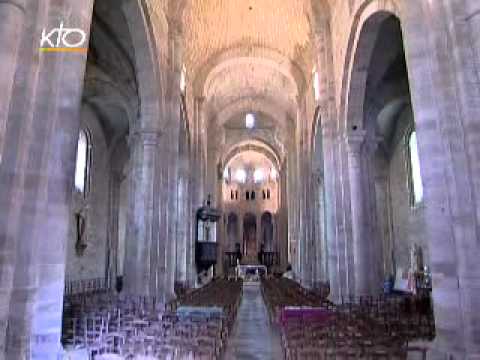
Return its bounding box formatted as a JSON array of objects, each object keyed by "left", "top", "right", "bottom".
[
  {"left": 261, "top": 278, "right": 434, "bottom": 360},
  {"left": 62, "top": 279, "right": 243, "bottom": 359},
  {"left": 65, "top": 277, "right": 111, "bottom": 296}
]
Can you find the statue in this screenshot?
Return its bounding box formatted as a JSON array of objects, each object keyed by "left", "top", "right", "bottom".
[{"left": 75, "top": 211, "right": 87, "bottom": 256}]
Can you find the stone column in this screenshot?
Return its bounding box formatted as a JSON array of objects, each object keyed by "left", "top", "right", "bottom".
[
  {"left": 0, "top": 1, "right": 94, "bottom": 358},
  {"left": 164, "top": 124, "right": 179, "bottom": 301},
  {"left": 345, "top": 131, "right": 369, "bottom": 296},
  {"left": 0, "top": 0, "right": 26, "bottom": 164},
  {"left": 124, "top": 130, "right": 160, "bottom": 296},
  {"left": 157, "top": 138, "right": 169, "bottom": 300},
  {"left": 286, "top": 150, "right": 298, "bottom": 272},
  {"left": 363, "top": 136, "right": 384, "bottom": 293},
  {"left": 0, "top": 1, "right": 27, "bottom": 346},
  {"left": 313, "top": 19, "right": 350, "bottom": 301},
  {"left": 164, "top": 19, "right": 184, "bottom": 300},
  {"left": 186, "top": 97, "right": 205, "bottom": 286},
  {"left": 319, "top": 178, "right": 328, "bottom": 283},
  {"left": 279, "top": 165, "right": 288, "bottom": 269},
  {"left": 106, "top": 172, "right": 123, "bottom": 288},
  {"left": 466, "top": 0, "right": 480, "bottom": 77},
  {"left": 313, "top": 173, "right": 326, "bottom": 286},
  {"left": 176, "top": 150, "right": 189, "bottom": 285},
  {"left": 302, "top": 159, "right": 314, "bottom": 288},
  {"left": 374, "top": 167, "right": 392, "bottom": 279},
  {"left": 321, "top": 126, "right": 342, "bottom": 301},
  {"left": 401, "top": 1, "right": 480, "bottom": 357},
  {"left": 296, "top": 124, "right": 306, "bottom": 284}
]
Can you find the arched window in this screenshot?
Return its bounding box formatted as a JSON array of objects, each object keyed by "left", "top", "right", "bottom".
[
  {"left": 313, "top": 69, "right": 320, "bottom": 101},
  {"left": 246, "top": 191, "right": 250, "bottom": 200},
  {"left": 267, "top": 189, "right": 271, "bottom": 199},
  {"left": 235, "top": 168, "right": 247, "bottom": 183},
  {"left": 74, "top": 129, "right": 91, "bottom": 194},
  {"left": 246, "top": 113, "right": 255, "bottom": 129},
  {"left": 180, "top": 65, "right": 187, "bottom": 94},
  {"left": 254, "top": 168, "right": 265, "bottom": 183},
  {"left": 251, "top": 191, "right": 256, "bottom": 200},
  {"left": 408, "top": 131, "right": 424, "bottom": 205}
]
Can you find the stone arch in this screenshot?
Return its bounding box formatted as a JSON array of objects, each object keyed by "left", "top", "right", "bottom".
[
  {"left": 193, "top": 46, "right": 307, "bottom": 99},
  {"left": 214, "top": 97, "right": 294, "bottom": 129},
  {"left": 340, "top": 0, "right": 401, "bottom": 132},
  {"left": 122, "top": 0, "right": 164, "bottom": 131},
  {"left": 221, "top": 140, "right": 282, "bottom": 173}
]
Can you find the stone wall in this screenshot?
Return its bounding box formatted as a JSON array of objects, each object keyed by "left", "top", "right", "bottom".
[
  {"left": 66, "top": 105, "right": 109, "bottom": 282},
  {"left": 387, "top": 109, "right": 428, "bottom": 274}
]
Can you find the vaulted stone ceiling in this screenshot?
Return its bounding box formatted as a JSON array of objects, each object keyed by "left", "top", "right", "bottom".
[
  {"left": 148, "top": 0, "right": 328, "bottom": 148},
  {"left": 182, "top": 0, "right": 312, "bottom": 77},
  {"left": 179, "top": 0, "right": 317, "bottom": 131}
]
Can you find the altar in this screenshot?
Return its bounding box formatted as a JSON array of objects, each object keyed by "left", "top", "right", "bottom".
[{"left": 236, "top": 264, "right": 267, "bottom": 282}]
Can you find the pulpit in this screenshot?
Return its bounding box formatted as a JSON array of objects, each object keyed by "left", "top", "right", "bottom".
[{"left": 195, "top": 198, "right": 221, "bottom": 273}]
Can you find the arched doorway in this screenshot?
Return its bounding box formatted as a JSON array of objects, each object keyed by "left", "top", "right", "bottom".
[
  {"left": 227, "top": 212, "right": 239, "bottom": 251},
  {"left": 261, "top": 212, "right": 274, "bottom": 251},
  {"left": 243, "top": 213, "right": 257, "bottom": 258}
]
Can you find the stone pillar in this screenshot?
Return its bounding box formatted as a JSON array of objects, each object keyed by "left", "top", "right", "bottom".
[
  {"left": 0, "top": 1, "right": 94, "bottom": 358},
  {"left": 466, "top": 0, "right": 480, "bottom": 77},
  {"left": 106, "top": 172, "right": 123, "bottom": 288},
  {"left": 313, "top": 19, "right": 349, "bottom": 301},
  {"left": 164, "top": 19, "right": 184, "bottom": 300},
  {"left": 124, "top": 130, "right": 160, "bottom": 296},
  {"left": 345, "top": 131, "right": 370, "bottom": 296},
  {"left": 187, "top": 97, "right": 205, "bottom": 286},
  {"left": 363, "top": 137, "right": 384, "bottom": 293},
  {"left": 296, "top": 123, "right": 306, "bottom": 284},
  {"left": 176, "top": 151, "right": 189, "bottom": 285},
  {"left": 164, "top": 124, "right": 179, "bottom": 301},
  {"left": 286, "top": 150, "right": 298, "bottom": 272},
  {"left": 303, "top": 163, "right": 314, "bottom": 288},
  {"left": 313, "top": 173, "right": 326, "bottom": 286},
  {"left": 373, "top": 159, "right": 393, "bottom": 279},
  {"left": 0, "top": 0, "right": 27, "bottom": 346},
  {"left": 401, "top": 1, "right": 480, "bottom": 357},
  {"left": 157, "top": 138, "right": 169, "bottom": 299},
  {"left": 322, "top": 126, "right": 342, "bottom": 301},
  {"left": 279, "top": 165, "right": 288, "bottom": 269},
  {"left": 0, "top": 0, "right": 26, "bottom": 164},
  {"left": 319, "top": 178, "right": 328, "bottom": 283}
]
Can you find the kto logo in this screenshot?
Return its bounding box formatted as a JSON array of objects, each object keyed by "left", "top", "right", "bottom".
[{"left": 39, "top": 22, "right": 87, "bottom": 53}]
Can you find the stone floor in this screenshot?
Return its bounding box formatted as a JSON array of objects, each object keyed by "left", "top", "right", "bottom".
[{"left": 223, "top": 283, "right": 284, "bottom": 360}]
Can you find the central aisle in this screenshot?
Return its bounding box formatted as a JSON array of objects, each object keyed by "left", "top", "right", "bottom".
[{"left": 224, "top": 283, "right": 284, "bottom": 360}]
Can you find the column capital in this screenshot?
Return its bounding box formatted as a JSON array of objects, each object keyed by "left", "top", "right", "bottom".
[
  {"left": 345, "top": 130, "right": 367, "bottom": 154},
  {"left": 128, "top": 129, "right": 161, "bottom": 147},
  {"left": 311, "top": 21, "right": 329, "bottom": 48},
  {"left": 365, "top": 135, "right": 384, "bottom": 153},
  {"left": 167, "top": 16, "right": 183, "bottom": 38}
]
